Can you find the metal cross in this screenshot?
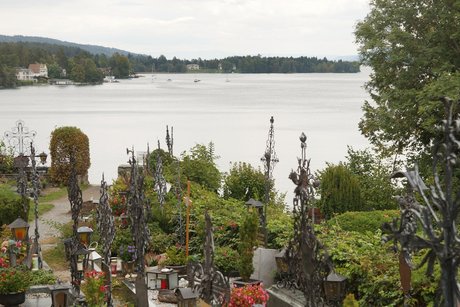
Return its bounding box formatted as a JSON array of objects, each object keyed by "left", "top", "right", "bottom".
[
  {"left": 154, "top": 141, "right": 167, "bottom": 209},
  {"left": 187, "top": 212, "right": 230, "bottom": 305},
  {"left": 4, "top": 120, "right": 36, "bottom": 156}
]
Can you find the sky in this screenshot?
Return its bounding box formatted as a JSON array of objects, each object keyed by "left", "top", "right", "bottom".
[{"left": 1, "top": 0, "right": 370, "bottom": 59}]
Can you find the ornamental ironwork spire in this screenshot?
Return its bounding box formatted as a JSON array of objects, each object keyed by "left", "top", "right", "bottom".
[
  {"left": 166, "top": 125, "right": 173, "bottom": 156},
  {"left": 154, "top": 141, "right": 167, "bottom": 209},
  {"left": 261, "top": 116, "right": 278, "bottom": 246},
  {"left": 283, "top": 132, "right": 332, "bottom": 306}
]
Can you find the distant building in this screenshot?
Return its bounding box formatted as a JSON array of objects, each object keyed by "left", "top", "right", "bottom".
[
  {"left": 16, "top": 68, "right": 34, "bottom": 81},
  {"left": 16, "top": 63, "right": 48, "bottom": 81},
  {"left": 28, "top": 63, "right": 48, "bottom": 78},
  {"left": 186, "top": 64, "right": 200, "bottom": 71}
]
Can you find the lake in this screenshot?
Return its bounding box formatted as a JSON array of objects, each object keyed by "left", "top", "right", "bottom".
[{"left": 0, "top": 69, "right": 371, "bottom": 201}]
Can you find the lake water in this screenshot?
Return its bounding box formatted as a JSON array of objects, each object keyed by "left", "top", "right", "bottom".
[{"left": 0, "top": 69, "right": 371, "bottom": 202}]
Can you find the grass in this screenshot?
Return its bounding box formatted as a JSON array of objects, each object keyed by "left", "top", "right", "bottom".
[
  {"left": 42, "top": 244, "right": 68, "bottom": 271},
  {"left": 28, "top": 203, "right": 54, "bottom": 221},
  {"left": 38, "top": 186, "right": 68, "bottom": 202}
]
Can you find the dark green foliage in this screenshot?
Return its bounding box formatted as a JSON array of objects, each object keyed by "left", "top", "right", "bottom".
[
  {"left": 30, "top": 269, "right": 57, "bottom": 285},
  {"left": 214, "top": 246, "right": 240, "bottom": 276},
  {"left": 346, "top": 147, "right": 398, "bottom": 211},
  {"left": 327, "top": 210, "right": 400, "bottom": 233},
  {"left": 69, "top": 55, "right": 103, "bottom": 83},
  {"left": 49, "top": 126, "right": 90, "bottom": 185},
  {"left": 110, "top": 53, "right": 131, "bottom": 78},
  {"left": 238, "top": 209, "right": 259, "bottom": 281},
  {"left": 181, "top": 142, "right": 221, "bottom": 192},
  {"left": 0, "top": 141, "right": 14, "bottom": 174},
  {"left": 0, "top": 185, "right": 29, "bottom": 225},
  {"left": 317, "top": 224, "right": 437, "bottom": 306},
  {"left": 223, "top": 162, "right": 266, "bottom": 201},
  {"left": 318, "top": 164, "right": 363, "bottom": 219},
  {"left": 163, "top": 246, "right": 186, "bottom": 265},
  {"left": 355, "top": 0, "right": 460, "bottom": 160}
]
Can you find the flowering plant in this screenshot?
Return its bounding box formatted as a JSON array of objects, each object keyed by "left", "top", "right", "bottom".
[
  {"left": 229, "top": 284, "right": 269, "bottom": 307},
  {"left": 0, "top": 240, "right": 26, "bottom": 267},
  {"left": 118, "top": 245, "right": 136, "bottom": 262},
  {"left": 0, "top": 266, "right": 31, "bottom": 294},
  {"left": 81, "top": 270, "right": 106, "bottom": 307}
]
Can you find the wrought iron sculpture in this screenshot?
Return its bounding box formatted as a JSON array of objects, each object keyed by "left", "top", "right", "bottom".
[
  {"left": 261, "top": 116, "right": 278, "bottom": 246},
  {"left": 4, "top": 120, "right": 36, "bottom": 156},
  {"left": 67, "top": 154, "right": 84, "bottom": 296},
  {"left": 29, "top": 144, "right": 43, "bottom": 269},
  {"left": 383, "top": 97, "right": 460, "bottom": 307},
  {"left": 97, "top": 174, "right": 115, "bottom": 307},
  {"left": 166, "top": 125, "right": 185, "bottom": 246},
  {"left": 282, "top": 132, "right": 331, "bottom": 306},
  {"left": 154, "top": 141, "right": 167, "bottom": 209},
  {"left": 187, "top": 212, "right": 230, "bottom": 306},
  {"left": 166, "top": 125, "right": 174, "bottom": 156},
  {"left": 127, "top": 147, "right": 150, "bottom": 306}
]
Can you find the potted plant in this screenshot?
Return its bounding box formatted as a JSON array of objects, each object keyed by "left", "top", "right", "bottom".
[
  {"left": 0, "top": 266, "right": 31, "bottom": 306},
  {"left": 229, "top": 283, "right": 269, "bottom": 307},
  {"left": 234, "top": 209, "right": 260, "bottom": 287},
  {"left": 162, "top": 246, "right": 187, "bottom": 275},
  {"left": 118, "top": 245, "right": 136, "bottom": 276}
]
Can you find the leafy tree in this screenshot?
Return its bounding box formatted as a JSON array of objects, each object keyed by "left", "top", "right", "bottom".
[
  {"left": 69, "top": 56, "right": 103, "bottom": 83},
  {"left": 355, "top": 0, "right": 460, "bottom": 160},
  {"left": 223, "top": 162, "right": 267, "bottom": 201},
  {"left": 0, "top": 65, "right": 17, "bottom": 88},
  {"left": 345, "top": 147, "right": 398, "bottom": 211},
  {"left": 47, "top": 63, "right": 62, "bottom": 79},
  {"left": 181, "top": 142, "right": 221, "bottom": 192},
  {"left": 49, "top": 126, "right": 90, "bottom": 185},
  {"left": 318, "top": 163, "right": 363, "bottom": 219},
  {"left": 110, "top": 53, "right": 130, "bottom": 78}
]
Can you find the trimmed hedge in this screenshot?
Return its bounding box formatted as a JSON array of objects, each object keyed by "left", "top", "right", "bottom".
[
  {"left": 327, "top": 210, "right": 400, "bottom": 233},
  {"left": 0, "top": 185, "right": 29, "bottom": 226}
]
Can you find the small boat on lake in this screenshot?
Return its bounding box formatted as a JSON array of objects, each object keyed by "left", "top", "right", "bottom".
[{"left": 194, "top": 79, "right": 201, "bottom": 83}]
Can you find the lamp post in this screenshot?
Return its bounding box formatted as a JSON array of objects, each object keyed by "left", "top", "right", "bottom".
[
  {"left": 324, "top": 271, "right": 347, "bottom": 304},
  {"left": 8, "top": 217, "right": 30, "bottom": 241},
  {"left": 77, "top": 226, "right": 93, "bottom": 247}
]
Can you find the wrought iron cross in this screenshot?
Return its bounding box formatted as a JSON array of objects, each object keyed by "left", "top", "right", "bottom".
[
  {"left": 154, "top": 141, "right": 167, "bottom": 209},
  {"left": 4, "top": 120, "right": 36, "bottom": 156}
]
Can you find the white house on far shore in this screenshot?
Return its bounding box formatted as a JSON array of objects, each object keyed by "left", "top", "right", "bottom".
[
  {"left": 16, "top": 63, "right": 48, "bottom": 81},
  {"left": 186, "top": 64, "right": 200, "bottom": 71}
]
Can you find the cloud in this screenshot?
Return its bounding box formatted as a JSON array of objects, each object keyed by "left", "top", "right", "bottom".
[{"left": 0, "top": 0, "right": 370, "bottom": 58}]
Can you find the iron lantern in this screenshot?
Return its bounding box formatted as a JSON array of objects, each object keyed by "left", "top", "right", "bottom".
[
  {"left": 324, "top": 271, "right": 347, "bottom": 302},
  {"left": 176, "top": 287, "right": 198, "bottom": 307},
  {"left": 77, "top": 226, "right": 93, "bottom": 246},
  {"left": 275, "top": 249, "right": 288, "bottom": 273},
  {"left": 74, "top": 247, "right": 90, "bottom": 272},
  {"left": 39, "top": 152, "right": 48, "bottom": 165},
  {"left": 49, "top": 284, "right": 71, "bottom": 307},
  {"left": 8, "top": 217, "right": 30, "bottom": 241}
]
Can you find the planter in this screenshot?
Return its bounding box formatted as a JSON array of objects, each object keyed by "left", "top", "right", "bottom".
[
  {"left": 122, "top": 261, "right": 135, "bottom": 277},
  {"left": 232, "top": 278, "right": 261, "bottom": 288},
  {"left": 165, "top": 265, "right": 186, "bottom": 275},
  {"left": 0, "top": 292, "right": 26, "bottom": 307}
]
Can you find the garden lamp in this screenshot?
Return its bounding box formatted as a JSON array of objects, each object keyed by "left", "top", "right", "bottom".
[
  {"left": 324, "top": 271, "right": 347, "bottom": 303},
  {"left": 75, "top": 247, "right": 90, "bottom": 272},
  {"left": 39, "top": 152, "right": 48, "bottom": 165},
  {"left": 49, "top": 284, "right": 71, "bottom": 307},
  {"left": 8, "top": 217, "right": 30, "bottom": 241},
  {"left": 88, "top": 248, "right": 103, "bottom": 271},
  {"left": 77, "top": 226, "right": 93, "bottom": 246}
]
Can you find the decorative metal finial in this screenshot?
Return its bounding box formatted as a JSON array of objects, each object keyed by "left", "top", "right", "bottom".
[
  {"left": 166, "top": 125, "right": 174, "bottom": 156},
  {"left": 154, "top": 141, "right": 167, "bottom": 209}
]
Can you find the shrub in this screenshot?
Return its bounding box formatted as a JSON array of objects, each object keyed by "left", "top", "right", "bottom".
[
  {"left": 0, "top": 185, "right": 29, "bottom": 225},
  {"left": 163, "top": 246, "right": 186, "bottom": 266},
  {"left": 238, "top": 209, "right": 258, "bottom": 281},
  {"left": 318, "top": 163, "right": 363, "bottom": 219},
  {"left": 327, "top": 210, "right": 400, "bottom": 233},
  {"left": 49, "top": 126, "right": 90, "bottom": 185},
  {"left": 214, "top": 246, "right": 239, "bottom": 276}
]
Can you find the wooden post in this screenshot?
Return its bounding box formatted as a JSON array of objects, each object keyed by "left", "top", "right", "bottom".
[{"left": 185, "top": 180, "right": 191, "bottom": 259}]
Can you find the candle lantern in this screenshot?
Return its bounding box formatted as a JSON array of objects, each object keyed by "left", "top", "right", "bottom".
[
  {"left": 88, "top": 248, "right": 103, "bottom": 271},
  {"left": 176, "top": 288, "right": 198, "bottom": 307},
  {"left": 275, "top": 249, "right": 288, "bottom": 273},
  {"left": 324, "top": 271, "right": 347, "bottom": 303},
  {"left": 110, "top": 257, "right": 118, "bottom": 275},
  {"left": 120, "top": 212, "right": 129, "bottom": 228},
  {"left": 146, "top": 268, "right": 178, "bottom": 290},
  {"left": 77, "top": 226, "right": 93, "bottom": 246},
  {"left": 8, "top": 217, "right": 30, "bottom": 241},
  {"left": 74, "top": 248, "right": 90, "bottom": 272},
  {"left": 49, "top": 284, "right": 71, "bottom": 307},
  {"left": 38, "top": 152, "right": 48, "bottom": 165}
]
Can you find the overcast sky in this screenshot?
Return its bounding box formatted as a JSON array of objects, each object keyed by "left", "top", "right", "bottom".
[{"left": 1, "top": 0, "right": 370, "bottom": 59}]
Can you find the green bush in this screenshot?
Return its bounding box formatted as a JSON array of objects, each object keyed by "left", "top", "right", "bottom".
[
  {"left": 327, "top": 210, "right": 400, "bottom": 233},
  {"left": 30, "top": 269, "right": 57, "bottom": 285},
  {"left": 238, "top": 209, "right": 259, "bottom": 281},
  {"left": 214, "top": 246, "right": 239, "bottom": 276},
  {"left": 317, "top": 224, "right": 437, "bottom": 306},
  {"left": 0, "top": 185, "right": 29, "bottom": 225}
]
